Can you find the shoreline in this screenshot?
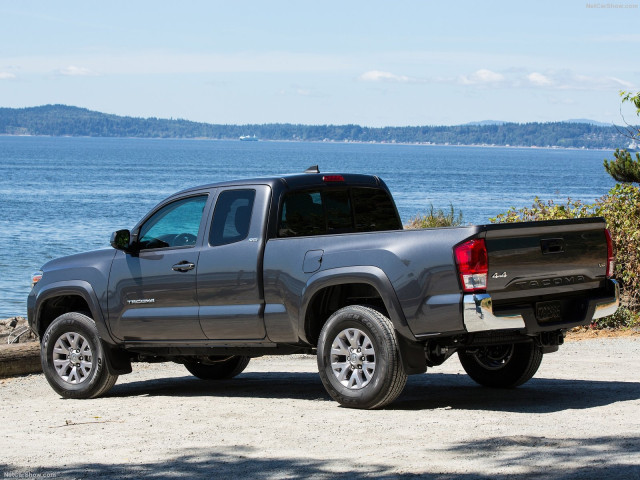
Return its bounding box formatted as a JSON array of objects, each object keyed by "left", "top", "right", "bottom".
[{"left": 0, "top": 134, "right": 617, "bottom": 152}]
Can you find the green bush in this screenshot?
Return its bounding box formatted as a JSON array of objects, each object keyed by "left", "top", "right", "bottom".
[
  {"left": 489, "top": 197, "right": 596, "bottom": 223},
  {"left": 593, "top": 306, "right": 639, "bottom": 329},
  {"left": 595, "top": 183, "right": 640, "bottom": 310},
  {"left": 405, "top": 204, "right": 464, "bottom": 229}
]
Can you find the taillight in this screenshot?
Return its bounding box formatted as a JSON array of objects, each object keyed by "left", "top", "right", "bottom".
[
  {"left": 322, "top": 175, "right": 344, "bottom": 182},
  {"left": 605, "top": 229, "right": 615, "bottom": 278},
  {"left": 454, "top": 239, "right": 488, "bottom": 293}
]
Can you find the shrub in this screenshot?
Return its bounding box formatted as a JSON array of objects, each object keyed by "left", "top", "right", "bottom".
[
  {"left": 405, "top": 204, "right": 464, "bottom": 229},
  {"left": 595, "top": 183, "right": 640, "bottom": 310},
  {"left": 593, "top": 306, "right": 639, "bottom": 330},
  {"left": 489, "top": 197, "right": 596, "bottom": 223}
]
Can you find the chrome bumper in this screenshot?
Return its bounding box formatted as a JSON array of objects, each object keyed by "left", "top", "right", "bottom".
[
  {"left": 463, "top": 279, "right": 620, "bottom": 332},
  {"left": 462, "top": 294, "right": 525, "bottom": 333},
  {"left": 591, "top": 279, "right": 620, "bottom": 320}
]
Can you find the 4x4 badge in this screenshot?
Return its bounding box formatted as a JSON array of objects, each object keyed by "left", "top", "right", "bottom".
[{"left": 492, "top": 272, "right": 508, "bottom": 279}]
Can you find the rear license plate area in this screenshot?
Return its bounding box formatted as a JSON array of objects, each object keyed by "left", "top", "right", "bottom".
[{"left": 536, "top": 300, "right": 562, "bottom": 323}]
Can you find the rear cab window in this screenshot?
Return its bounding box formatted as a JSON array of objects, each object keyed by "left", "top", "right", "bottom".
[{"left": 278, "top": 187, "right": 401, "bottom": 238}]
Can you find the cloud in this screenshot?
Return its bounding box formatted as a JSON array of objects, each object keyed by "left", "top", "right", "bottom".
[
  {"left": 456, "top": 69, "right": 635, "bottom": 91},
  {"left": 55, "top": 65, "right": 99, "bottom": 76},
  {"left": 542, "top": 72, "right": 634, "bottom": 90},
  {"left": 527, "top": 72, "right": 553, "bottom": 86},
  {"left": 458, "top": 69, "right": 505, "bottom": 85},
  {"left": 359, "top": 70, "right": 414, "bottom": 83},
  {"left": 0, "top": 72, "right": 16, "bottom": 80}
]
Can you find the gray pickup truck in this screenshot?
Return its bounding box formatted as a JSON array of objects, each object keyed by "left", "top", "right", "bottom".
[{"left": 28, "top": 169, "right": 619, "bottom": 408}]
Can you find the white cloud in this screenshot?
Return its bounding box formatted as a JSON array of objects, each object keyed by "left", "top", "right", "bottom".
[
  {"left": 56, "top": 65, "right": 98, "bottom": 76},
  {"left": 549, "top": 72, "right": 634, "bottom": 90},
  {"left": 0, "top": 72, "right": 16, "bottom": 79},
  {"left": 359, "top": 70, "right": 414, "bottom": 83},
  {"left": 527, "top": 72, "right": 552, "bottom": 86},
  {"left": 458, "top": 69, "right": 505, "bottom": 85}
]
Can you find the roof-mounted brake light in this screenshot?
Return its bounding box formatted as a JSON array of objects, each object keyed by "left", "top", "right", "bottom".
[
  {"left": 322, "top": 175, "right": 344, "bottom": 182},
  {"left": 454, "top": 239, "right": 488, "bottom": 293}
]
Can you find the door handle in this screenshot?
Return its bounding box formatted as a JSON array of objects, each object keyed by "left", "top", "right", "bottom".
[{"left": 172, "top": 261, "right": 195, "bottom": 272}]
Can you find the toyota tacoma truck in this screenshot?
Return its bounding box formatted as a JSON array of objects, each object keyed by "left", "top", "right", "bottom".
[{"left": 27, "top": 168, "right": 619, "bottom": 409}]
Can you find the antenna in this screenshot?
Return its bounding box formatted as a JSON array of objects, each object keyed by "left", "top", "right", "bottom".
[{"left": 304, "top": 165, "right": 320, "bottom": 174}]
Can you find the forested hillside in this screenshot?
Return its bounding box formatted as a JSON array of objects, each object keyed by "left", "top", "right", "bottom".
[{"left": 0, "top": 104, "right": 631, "bottom": 149}]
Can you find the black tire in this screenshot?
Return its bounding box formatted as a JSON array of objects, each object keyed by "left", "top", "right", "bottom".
[
  {"left": 458, "top": 342, "right": 543, "bottom": 388},
  {"left": 41, "top": 312, "right": 118, "bottom": 399},
  {"left": 185, "top": 356, "right": 250, "bottom": 380},
  {"left": 317, "top": 305, "right": 408, "bottom": 409}
]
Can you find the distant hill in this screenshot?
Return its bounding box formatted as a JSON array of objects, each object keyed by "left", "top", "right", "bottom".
[
  {"left": 566, "top": 118, "right": 612, "bottom": 127},
  {"left": 464, "top": 120, "right": 506, "bottom": 126},
  {"left": 0, "top": 104, "right": 632, "bottom": 149}
]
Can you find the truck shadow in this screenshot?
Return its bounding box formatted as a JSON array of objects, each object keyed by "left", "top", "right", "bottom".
[
  {"left": 108, "top": 371, "right": 640, "bottom": 414},
  {"left": 395, "top": 373, "right": 640, "bottom": 412}
]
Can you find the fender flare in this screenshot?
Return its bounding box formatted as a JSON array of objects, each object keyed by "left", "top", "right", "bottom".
[
  {"left": 300, "top": 266, "right": 426, "bottom": 374},
  {"left": 299, "top": 266, "right": 415, "bottom": 342},
  {"left": 32, "top": 280, "right": 117, "bottom": 345}
]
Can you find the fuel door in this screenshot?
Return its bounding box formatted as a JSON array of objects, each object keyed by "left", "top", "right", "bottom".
[{"left": 303, "top": 249, "right": 324, "bottom": 273}]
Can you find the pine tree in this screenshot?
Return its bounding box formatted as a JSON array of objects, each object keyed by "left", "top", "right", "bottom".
[{"left": 604, "top": 149, "right": 640, "bottom": 184}]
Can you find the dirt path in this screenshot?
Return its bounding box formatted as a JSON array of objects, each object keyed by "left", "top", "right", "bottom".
[{"left": 1, "top": 338, "right": 639, "bottom": 479}]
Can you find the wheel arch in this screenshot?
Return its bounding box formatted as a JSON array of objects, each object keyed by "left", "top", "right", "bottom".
[
  {"left": 300, "top": 266, "right": 426, "bottom": 374},
  {"left": 32, "top": 281, "right": 115, "bottom": 344}
]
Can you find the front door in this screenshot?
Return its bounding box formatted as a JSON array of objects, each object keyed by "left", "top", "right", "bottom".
[
  {"left": 108, "top": 193, "right": 210, "bottom": 341},
  {"left": 197, "top": 186, "right": 270, "bottom": 340}
]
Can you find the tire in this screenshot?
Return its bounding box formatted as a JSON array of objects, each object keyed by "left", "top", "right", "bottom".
[
  {"left": 458, "top": 341, "right": 543, "bottom": 388},
  {"left": 185, "top": 356, "right": 250, "bottom": 380},
  {"left": 317, "top": 305, "right": 408, "bottom": 409},
  {"left": 41, "top": 312, "right": 118, "bottom": 399}
]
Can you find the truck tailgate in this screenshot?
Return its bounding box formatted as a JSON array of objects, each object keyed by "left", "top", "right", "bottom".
[
  {"left": 484, "top": 218, "right": 608, "bottom": 301},
  {"left": 465, "top": 218, "right": 617, "bottom": 332}
]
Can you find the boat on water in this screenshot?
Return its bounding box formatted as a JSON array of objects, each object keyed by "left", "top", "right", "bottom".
[
  {"left": 627, "top": 141, "right": 638, "bottom": 152},
  {"left": 239, "top": 135, "right": 259, "bottom": 142}
]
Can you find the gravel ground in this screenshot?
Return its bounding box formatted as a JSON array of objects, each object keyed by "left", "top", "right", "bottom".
[{"left": 0, "top": 338, "right": 638, "bottom": 480}]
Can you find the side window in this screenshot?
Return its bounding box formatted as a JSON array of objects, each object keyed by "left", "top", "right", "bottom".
[
  {"left": 138, "top": 195, "right": 208, "bottom": 250},
  {"left": 209, "top": 189, "right": 256, "bottom": 246},
  {"left": 352, "top": 188, "right": 401, "bottom": 231},
  {"left": 279, "top": 190, "right": 325, "bottom": 237}
]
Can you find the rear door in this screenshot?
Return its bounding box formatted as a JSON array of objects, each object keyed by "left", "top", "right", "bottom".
[
  {"left": 108, "top": 192, "right": 211, "bottom": 341},
  {"left": 197, "top": 185, "right": 270, "bottom": 340}
]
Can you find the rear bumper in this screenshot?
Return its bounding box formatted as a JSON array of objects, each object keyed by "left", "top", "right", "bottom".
[
  {"left": 463, "top": 279, "right": 620, "bottom": 333},
  {"left": 591, "top": 279, "right": 620, "bottom": 320}
]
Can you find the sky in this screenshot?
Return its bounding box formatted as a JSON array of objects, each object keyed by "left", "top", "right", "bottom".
[{"left": 1, "top": 1, "right": 639, "bottom": 127}]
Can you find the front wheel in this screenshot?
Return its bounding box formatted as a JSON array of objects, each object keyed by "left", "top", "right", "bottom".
[
  {"left": 41, "top": 312, "right": 118, "bottom": 399},
  {"left": 458, "top": 342, "right": 543, "bottom": 388},
  {"left": 185, "top": 356, "right": 250, "bottom": 380},
  {"left": 317, "top": 305, "right": 407, "bottom": 409}
]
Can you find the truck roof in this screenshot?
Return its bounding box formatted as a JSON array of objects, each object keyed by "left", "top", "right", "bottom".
[{"left": 175, "top": 171, "right": 384, "bottom": 196}]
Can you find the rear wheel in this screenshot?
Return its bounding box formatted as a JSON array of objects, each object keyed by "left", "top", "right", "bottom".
[
  {"left": 185, "top": 355, "right": 250, "bottom": 380},
  {"left": 458, "top": 342, "right": 543, "bottom": 388},
  {"left": 41, "top": 312, "right": 118, "bottom": 399},
  {"left": 317, "top": 305, "right": 407, "bottom": 409}
]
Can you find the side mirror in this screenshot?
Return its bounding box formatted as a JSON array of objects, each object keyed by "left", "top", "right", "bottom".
[{"left": 110, "top": 229, "right": 132, "bottom": 251}]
